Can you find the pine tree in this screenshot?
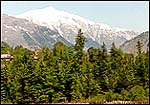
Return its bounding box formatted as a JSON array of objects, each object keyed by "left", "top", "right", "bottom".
[
  {"left": 70, "top": 29, "right": 87, "bottom": 102},
  {"left": 74, "top": 29, "right": 86, "bottom": 61},
  {"left": 136, "top": 40, "right": 142, "bottom": 55},
  {"left": 107, "top": 43, "right": 124, "bottom": 91},
  {"left": 135, "top": 45, "right": 149, "bottom": 87},
  {"left": 101, "top": 42, "right": 107, "bottom": 59},
  {"left": 8, "top": 45, "right": 36, "bottom": 104},
  {"left": 1, "top": 60, "right": 12, "bottom": 103},
  {"left": 1, "top": 32, "right": 149, "bottom": 103}
]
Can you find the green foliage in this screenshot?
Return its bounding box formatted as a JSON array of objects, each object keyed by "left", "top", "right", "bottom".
[
  {"left": 88, "top": 94, "right": 106, "bottom": 104},
  {"left": 1, "top": 41, "right": 11, "bottom": 53},
  {"left": 1, "top": 30, "right": 149, "bottom": 104},
  {"left": 1, "top": 60, "right": 11, "bottom": 102},
  {"left": 7, "top": 45, "right": 36, "bottom": 104},
  {"left": 145, "top": 88, "right": 149, "bottom": 99},
  {"left": 120, "top": 89, "right": 129, "bottom": 100},
  {"left": 105, "top": 89, "right": 114, "bottom": 102},
  {"left": 128, "top": 85, "right": 147, "bottom": 101},
  {"left": 74, "top": 29, "right": 86, "bottom": 59},
  {"left": 1, "top": 41, "right": 10, "bottom": 48},
  {"left": 113, "top": 93, "right": 122, "bottom": 100},
  {"left": 136, "top": 40, "right": 142, "bottom": 55}
]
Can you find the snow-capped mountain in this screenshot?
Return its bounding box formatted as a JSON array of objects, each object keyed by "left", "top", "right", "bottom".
[{"left": 2, "top": 6, "right": 139, "bottom": 50}]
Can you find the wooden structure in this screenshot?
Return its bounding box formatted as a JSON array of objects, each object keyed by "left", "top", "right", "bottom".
[
  {"left": 1, "top": 54, "right": 14, "bottom": 61},
  {"left": 1, "top": 50, "right": 39, "bottom": 61},
  {"left": 1, "top": 53, "right": 39, "bottom": 61}
]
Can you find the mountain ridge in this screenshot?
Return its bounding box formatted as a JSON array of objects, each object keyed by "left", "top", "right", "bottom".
[
  {"left": 120, "top": 31, "right": 149, "bottom": 54},
  {"left": 1, "top": 7, "right": 140, "bottom": 50},
  {"left": 15, "top": 6, "right": 137, "bottom": 33}
]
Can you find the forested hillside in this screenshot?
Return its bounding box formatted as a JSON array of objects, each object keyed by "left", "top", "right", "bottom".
[{"left": 1, "top": 29, "right": 149, "bottom": 104}]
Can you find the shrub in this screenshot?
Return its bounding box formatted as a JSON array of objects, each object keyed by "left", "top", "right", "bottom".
[
  {"left": 128, "top": 85, "right": 147, "bottom": 101},
  {"left": 120, "top": 89, "right": 129, "bottom": 100},
  {"left": 88, "top": 94, "right": 106, "bottom": 104},
  {"left": 105, "top": 89, "right": 114, "bottom": 102},
  {"left": 145, "top": 88, "right": 149, "bottom": 99},
  {"left": 113, "top": 93, "right": 122, "bottom": 100}
]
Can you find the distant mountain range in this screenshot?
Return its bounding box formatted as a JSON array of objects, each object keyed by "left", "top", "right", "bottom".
[
  {"left": 1, "top": 6, "right": 143, "bottom": 51},
  {"left": 120, "top": 31, "right": 149, "bottom": 54}
]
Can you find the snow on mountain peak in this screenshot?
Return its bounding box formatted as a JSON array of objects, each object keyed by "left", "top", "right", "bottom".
[
  {"left": 2, "top": 7, "right": 140, "bottom": 51},
  {"left": 113, "top": 27, "right": 131, "bottom": 32},
  {"left": 15, "top": 6, "right": 63, "bottom": 23},
  {"left": 15, "top": 6, "right": 128, "bottom": 32},
  {"left": 15, "top": 6, "right": 86, "bottom": 28},
  {"left": 96, "top": 23, "right": 112, "bottom": 30},
  {"left": 13, "top": 6, "right": 138, "bottom": 42}
]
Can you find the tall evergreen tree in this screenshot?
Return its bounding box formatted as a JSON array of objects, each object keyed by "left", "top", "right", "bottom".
[
  {"left": 74, "top": 29, "right": 86, "bottom": 60},
  {"left": 136, "top": 40, "right": 142, "bottom": 55},
  {"left": 8, "top": 46, "right": 36, "bottom": 104},
  {"left": 1, "top": 60, "right": 12, "bottom": 103}
]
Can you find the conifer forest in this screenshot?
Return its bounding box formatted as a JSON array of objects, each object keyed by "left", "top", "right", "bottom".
[{"left": 1, "top": 29, "right": 149, "bottom": 104}]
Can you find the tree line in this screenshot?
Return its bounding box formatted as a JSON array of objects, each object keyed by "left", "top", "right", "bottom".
[{"left": 1, "top": 29, "right": 149, "bottom": 104}]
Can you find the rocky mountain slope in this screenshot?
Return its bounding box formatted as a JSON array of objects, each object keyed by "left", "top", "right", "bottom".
[
  {"left": 120, "top": 31, "right": 149, "bottom": 54},
  {"left": 1, "top": 7, "right": 139, "bottom": 50}
]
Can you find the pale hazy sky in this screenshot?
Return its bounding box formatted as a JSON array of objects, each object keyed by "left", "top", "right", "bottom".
[{"left": 1, "top": 1, "right": 149, "bottom": 32}]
